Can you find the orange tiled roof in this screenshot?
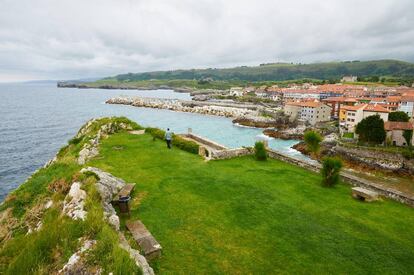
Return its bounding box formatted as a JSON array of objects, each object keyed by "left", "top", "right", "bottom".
[
  {"left": 401, "top": 95, "right": 414, "bottom": 102},
  {"left": 363, "top": 104, "right": 390, "bottom": 113},
  {"left": 384, "top": 121, "right": 414, "bottom": 131},
  {"left": 323, "top": 97, "right": 357, "bottom": 103},
  {"left": 341, "top": 104, "right": 367, "bottom": 111},
  {"left": 386, "top": 96, "right": 402, "bottom": 103}
]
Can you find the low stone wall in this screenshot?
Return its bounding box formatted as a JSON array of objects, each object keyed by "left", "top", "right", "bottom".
[
  {"left": 186, "top": 133, "right": 227, "bottom": 150},
  {"left": 210, "top": 148, "right": 253, "bottom": 160},
  {"left": 340, "top": 172, "right": 414, "bottom": 207},
  {"left": 266, "top": 149, "right": 321, "bottom": 172}
]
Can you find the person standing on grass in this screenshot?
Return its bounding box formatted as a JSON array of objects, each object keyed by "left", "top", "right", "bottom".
[{"left": 165, "top": 128, "right": 173, "bottom": 149}]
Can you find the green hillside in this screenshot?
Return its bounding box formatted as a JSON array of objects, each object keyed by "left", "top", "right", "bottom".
[{"left": 111, "top": 60, "right": 414, "bottom": 82}]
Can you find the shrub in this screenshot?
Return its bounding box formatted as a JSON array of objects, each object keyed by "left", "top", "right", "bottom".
[
  {"left": 68, "top": 137, "right": 82, "bottom": 145},
  {"left": 145, "top": 127, "right": 165, "bottom": 140},
  {"left": 173, "top": 136, "right": 200, "bottom": 154},
  {"left": 403, "top": 130, "right": 413, "bottom": 147},
  {"left": 321, "top": 157, "right": 343, "bottom": 187},
  {"left": 355, "top": 115, "right": 386, "bottom": 144},
  {"left": 389, "top": 111, "right": 410, "bottom": 122},
  {"left": 304, "top": 130, "right": 322, "bottom": 155},
  {"left": 254, "top": 142, "right": 267, "bottom": 161}
]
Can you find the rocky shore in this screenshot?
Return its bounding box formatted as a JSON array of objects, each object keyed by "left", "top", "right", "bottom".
[{"left": 263, "top": 126, "right": 307, "bottom": 140}]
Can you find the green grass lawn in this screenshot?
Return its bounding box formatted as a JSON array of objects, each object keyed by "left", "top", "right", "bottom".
[{"left": 90, "top": 133, "right": 414, "bottom": 274}]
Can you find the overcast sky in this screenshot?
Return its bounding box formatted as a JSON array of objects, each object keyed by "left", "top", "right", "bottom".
[{"left": 0, "top": 0, "right": 413, "bottom": 82}]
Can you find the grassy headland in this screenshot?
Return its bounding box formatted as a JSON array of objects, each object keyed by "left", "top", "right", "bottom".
[{"left": 1, "top": 117, "right": 414, "bottom": 274}]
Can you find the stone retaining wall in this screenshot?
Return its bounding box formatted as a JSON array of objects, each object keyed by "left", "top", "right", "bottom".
[
  {"left": 210, "top": 148, "right": 254, "bottom": 160},
  {"left": 340, "top": 172, "right": 414, "bottom": 207},
  {"left": 186, "top": 133, "right": 228, "bottom": 151},
  {"left": 266, "top": 149, "right": 321, "bottom": 173}
]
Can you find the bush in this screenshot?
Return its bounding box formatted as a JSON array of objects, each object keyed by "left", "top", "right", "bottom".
[
  {"left": 173, "top": 136, "right": 200, "bottom": 154},
  {"left": 254, "top": 142, "right": 267, "bottom": 161},
  {"left": 68, "top": 137, "right": 82, "bottom": 145},
  {"left": 389, "top": 111, "right": 410, "bottom": 122},
  {"left": 355, "top": 115, "right": 386, "bottom": 144},
  {"left": 321, "top": 157, "right": 343, "bottom": 187},
  {"left": 304, "top": 130, "right": 322, "bottom": 155},
  {"left": 145, "top": 127, "right": 165, "bottom": 140}
]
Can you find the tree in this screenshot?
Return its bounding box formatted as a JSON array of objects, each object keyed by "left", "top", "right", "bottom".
[
  {"left": 403, "top": 130, "right": 413, "bottom": 147},
  {"left": 254, "top": 142, "right": 267, "bottom": 161},
  {"left": 304, "top": 130, "right": 322, "bottom": 156},
  {"left": 389, "top": 111, "right": 410, "bottom": 122},
  {"left": 321, "top": 157, "right": 343, "bottom": 187},
  {"left": 355, "top": 115, "right": 386, "bottom": 144}
]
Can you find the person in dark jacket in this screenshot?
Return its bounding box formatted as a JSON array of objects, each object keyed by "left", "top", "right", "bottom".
[{"left": 164, "top": 128, "right": 173, "bottom": 149}]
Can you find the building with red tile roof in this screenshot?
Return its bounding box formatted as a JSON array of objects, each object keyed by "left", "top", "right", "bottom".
[{"left": 384, "top": 121, "right": 414, "bottom": 146}]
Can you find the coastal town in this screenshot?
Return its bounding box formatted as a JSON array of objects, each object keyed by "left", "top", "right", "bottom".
[{"left": 104, "top": 77, "right": 414, "bottom": 146}]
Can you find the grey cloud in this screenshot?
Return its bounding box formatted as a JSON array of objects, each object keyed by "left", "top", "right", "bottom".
[{"left": 0, "top": 0, "right": 413, "bottom": 81}]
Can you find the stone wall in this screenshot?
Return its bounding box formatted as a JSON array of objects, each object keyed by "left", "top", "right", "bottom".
[
  {"left": 186, "top": 133, "right": 227, "bottom": 150},
  {"left": 210, "top": 148, "right": 253, "bottom": 160},
  {"left": 266, "top": 149, "right": 321, "bottom": 173},
  {"left": 332, "top": 145, "right": 414, "bottom": 175}
]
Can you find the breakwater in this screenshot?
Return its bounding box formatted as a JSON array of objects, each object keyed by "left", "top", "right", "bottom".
[{"left": 106, "top": 96, "right": 272, "bottom": 121}]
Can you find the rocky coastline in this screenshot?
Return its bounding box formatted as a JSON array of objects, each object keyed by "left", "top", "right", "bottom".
[{"left": 263, "top": 126, "right": 307, "bottom": 140}]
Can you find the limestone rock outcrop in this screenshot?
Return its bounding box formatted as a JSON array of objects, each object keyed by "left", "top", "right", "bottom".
[
  {"left": 81, "top": 167, "right": 127, "bottom": 231},
  {"left": 63, "top": 182, "right": 87, "bottom": 221},
  {"left": 58, "top": 239, "right": 98, "bottom": 274}
]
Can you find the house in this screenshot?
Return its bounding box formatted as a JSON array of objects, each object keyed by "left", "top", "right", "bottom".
[
  {"left": 342, "top": 104, "right": 389, "bottom": 132},
  {"left": 385, "top": 96, "right": 401, "bottom": 111},
  {"left": 254, "top": 86, "right": 268, "bottom": 97},
  {"left": 398, "top": 95, "right": 414, "bottom": 118},
  {"left": 229, "top": 87, "right": 244, "bottom": 97},
  {"left": 341, "top": 76, "right": 358, "bottom": 83},
  {"left": 284, "top": 101, "right": 332, "bottom": 125},
  {"left": 243, "top": 86, "right": 256, "bottom": 94},
  {"left": 323, "top": 97, "right": 357, "bottom": 118},
  {"left": 384, "top": 121, "right": 414, "bottom": 146},
  {"left": 282, "top": 90, "right": 321, "bottom": 101}
]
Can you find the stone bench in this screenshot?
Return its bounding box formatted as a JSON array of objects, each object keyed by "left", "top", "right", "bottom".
[
  {"left": 126, "top": 220, "right": 162, "bottom": 260},
  {"left": 352, "top": 187, "right": 379, "bottom": 202},
  {"left": 112, "top": 184, "right": 135, "bottom": 204}
]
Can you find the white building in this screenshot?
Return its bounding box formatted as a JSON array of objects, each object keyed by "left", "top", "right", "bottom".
[
  {"left": 341, "top": 76, "right": 358, "bottom": 83},
  {"left": 343, "top": 104, "right": 390, "bottom": 132},
  {"left": 282, "top": 90, "right": 321, "bottom": 101},
  {"left": 229, "top": 87, "right": 244, "bottom": 97},
  {"left": 284, "top": 101, "right": 331, "bottom": 125},
  {"left": 398, "top": 95, "right": 414, "bottom": 118}
]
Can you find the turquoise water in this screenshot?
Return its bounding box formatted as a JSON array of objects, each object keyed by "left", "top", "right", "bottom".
[{"left": 0, "top": 82, "right": 304, "bottom": 201}]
